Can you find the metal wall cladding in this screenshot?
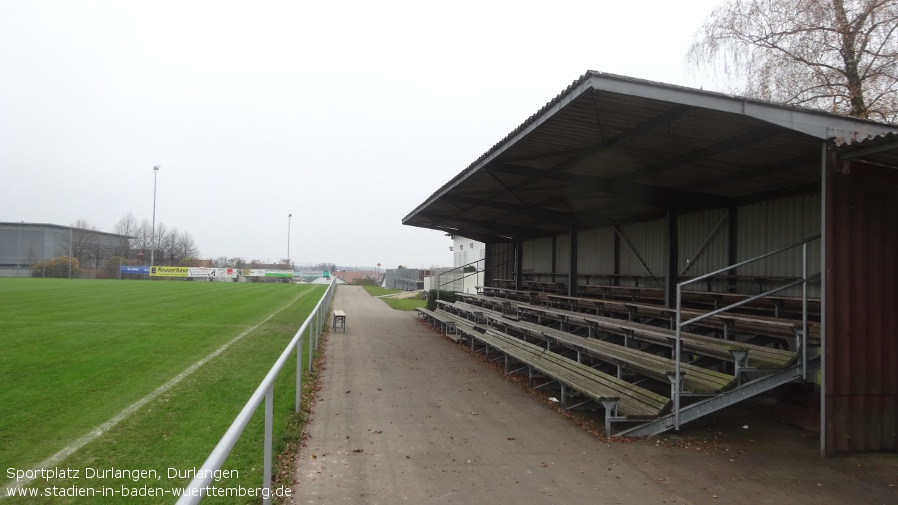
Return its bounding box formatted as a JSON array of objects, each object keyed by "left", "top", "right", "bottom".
[
  {"left": 825, "top": 165, "right": 898, "bottom": 453},
  {"left": 678, "top": 209, "right": 729, "bottom": 288},
  {"left": 384, "top": 269, "right": 421, "bottom": 290},
  {"left": 555, "top": 233, "right": 570, "bottom": 273},
  {"left": 618, "top": 218, "right": 666, "bottom": 286},
  {"left": 577, "top": 226, "right": 615, "bottom": 274},
  {"left": 736, "top": 194, "right": 822, "bottom": 297},
  {"left": 522, "top": 236, "right": 553, "bottom": 275},
  {"left": 0, "top": 228, "right": 21, "bottom": 258},
  {"left": 485, "top": 242, "right": 515, "bottom": 286},
  {"left": 0, "top": 227, "right": 69, "bottom": 262}
]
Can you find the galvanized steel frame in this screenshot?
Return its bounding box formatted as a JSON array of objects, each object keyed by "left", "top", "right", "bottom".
[{"left": 671, "top": 235, "right": 821, "bottom": 430}]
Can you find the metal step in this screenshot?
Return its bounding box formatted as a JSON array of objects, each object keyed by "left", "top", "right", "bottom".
[{"left": 616, "top": 355, "right": 821, "bottom": 438}]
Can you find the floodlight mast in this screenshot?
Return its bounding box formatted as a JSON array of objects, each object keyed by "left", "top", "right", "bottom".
[
  {"left": 287, "top": 213, "right": 293, "bottom": 268},
  {"left": 150, "top": 165, "right": 160, "bottom": 268}
]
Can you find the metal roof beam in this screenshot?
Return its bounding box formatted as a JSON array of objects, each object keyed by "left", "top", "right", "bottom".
[
  {"left": 412, "top": 210, "right": 537, "bottom": 239},
  {"left": 500, "top": 105, "right": 691, "bottom": 166},
  {"left": 445, "top": 216, "right": 541, "bottom": 239},
  {"left": 442, "top": 195, "right": 580, "bottom": 228},
  {"left": 617, "top": 128, "right": 782, "bottom": 181},
  {"left": 486, "top": 163, "right": 733, "bottom": 211},
  {"left": 430, "top": 226, "right": 513, "bottom": 244},
  {"left": 679, "top": 153, "right": 819, "bottom": 192}
]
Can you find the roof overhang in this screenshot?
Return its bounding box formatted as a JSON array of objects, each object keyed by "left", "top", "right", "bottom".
[{"left": 403, "top": 71, "right": 898, "bottom": 242}]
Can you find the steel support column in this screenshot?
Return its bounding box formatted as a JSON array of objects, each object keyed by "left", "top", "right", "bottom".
[
  {"left": 665, "top": 210, "right": 679, "bottom": 308},
  {"left": 569, "top": 229, "right": 578, "bottom": 297}
]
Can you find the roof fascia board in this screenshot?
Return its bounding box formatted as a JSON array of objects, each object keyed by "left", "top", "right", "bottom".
[
  {"left": 584, "top": 74, "right": 898, "bottom": 141},
  {"left": 0, "top": 222, "right": 134, "bottom": 240}
]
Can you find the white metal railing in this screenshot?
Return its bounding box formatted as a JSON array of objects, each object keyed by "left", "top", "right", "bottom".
[
  {"left": 672, "top": 235, "right": 821, "bottom": 430},
  {"left": 434, "top": 251, "right": 517, "bottom": 298},
  {"left": 176, "top": 278, "right": 337, "bottom": 505},
  {"left": 435, "top": 258, "right": 484, "bottom": 295}
]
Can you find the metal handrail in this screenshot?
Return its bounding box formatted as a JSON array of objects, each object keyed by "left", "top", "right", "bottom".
[
  {"left": 436, "top": 258, "right": 485, "bottom": 290},
  {"left": 176, "top": 278, "right": 337, "bottom": 505},
  {"left": 434, "top": 251, "right": 516, "bottom": 296},
  {"left": 672, "top": 235, "right": 821, "bottom": 430}
]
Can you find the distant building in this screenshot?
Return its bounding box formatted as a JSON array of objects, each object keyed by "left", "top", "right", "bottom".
[
  {"left": 449, "top": 235, "right": 485, "bottom": 269},
  {"left": 0, "top": 222, "right": 132, "bottom": 277},
  {"left": 436, "top": 235, "right": 484, "bottom": 293}
]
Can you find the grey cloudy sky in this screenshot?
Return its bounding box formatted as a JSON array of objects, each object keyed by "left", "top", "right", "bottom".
[{"left": 0, "top": 0, "right": 724, "bottom": 269}]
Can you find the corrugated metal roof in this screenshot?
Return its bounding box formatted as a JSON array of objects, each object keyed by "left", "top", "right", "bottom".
[{"left": 403, "top": 71, "right": 898, "bottom": 242}]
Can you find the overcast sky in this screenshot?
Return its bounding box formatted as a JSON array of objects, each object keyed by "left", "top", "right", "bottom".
[{"left": 0, "top": 0, "right": 725, "bottom": 269}]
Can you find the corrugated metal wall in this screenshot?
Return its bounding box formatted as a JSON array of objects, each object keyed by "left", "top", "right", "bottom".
[
  {"left": 555, "top": 233, "right": 570, "bottom": 273},
  {"left": 0, "top": 225, "right": 72, "bottom": 276},
  {"left": 485, "top": 242, "right": 515, "bottom": 286},
  {"left": 383, "top": 268, "right": 421, "bottom": 290},
  {"left": 511, "top": 196, "right": 821, "bottom": 296},
  {"left": 678, "top": 209, "right": 729, "bottom": 286},
  {"left": 521, "top": 236, "right": 553, "bottom": 276},
  {"left": 618, "top": 218, "right": 666, "bottom": 286},
  {"left": 577, "top": 226, "right": 615, "bottom": 274},
  {"left": 825, "top": 161, "right": 898, "bottom": 453},
  {"left": 736, "top": 194, "right": 822, "bottom": 296}
]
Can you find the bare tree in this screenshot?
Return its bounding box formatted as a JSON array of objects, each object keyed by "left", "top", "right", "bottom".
[
  {"left": 113, "top": 212, "right": 138, "bottom": 237},
  {"left": 174, "top": 230, "right": 200, "bottom": 263},
  {"left": 154, "top": 222, "right": 168, "bottom": 265},
  {"left": 113, "top": 212, "right": 138, "bottom": 258},
  {"left": 688, "top": 0, "right": 898, "bottom": 122},
  {"left": 70, "top": 218, "right": 99, "bottom": 267},
  {"left": 133, "top": 219, "right": 153, "bottom": 258}
]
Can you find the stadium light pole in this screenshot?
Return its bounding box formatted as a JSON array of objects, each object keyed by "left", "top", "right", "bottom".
[
  {"left": 150, "top": 165, "right": 160, "bottom": 267},
  {"left": 287, "top": 213, "right": 292, "bottom": 268}
]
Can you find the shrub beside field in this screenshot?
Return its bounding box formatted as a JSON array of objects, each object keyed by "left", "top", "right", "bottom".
[{"left": 0, "top": 278, "right": 328, "bottom": 504}]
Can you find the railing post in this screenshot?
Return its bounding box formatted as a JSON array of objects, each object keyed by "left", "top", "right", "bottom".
[
  {"left": 802, "top": 242, "right": 808, "bottom": 381},
  {"left": 315, "top": 306, "right": 320, "bottom": 348},
  {"left": 674, "top": 285, "right": 682, "bottom": 430},
  {"left": 263, "top": 386, "right": 273, "bottom": 505},
  {"left": 296, "top": 334, "right": 303, "bottom": 413},
  {"left": 314, "top": 311, "right": 319, "bottom": 347},
  {"left": 308, "top": 322, "right": 313, "bottom": 370}
]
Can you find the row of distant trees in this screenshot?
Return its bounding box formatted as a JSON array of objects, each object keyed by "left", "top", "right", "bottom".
[
  {"left": 42, "top": 213, "right": 202, "bottom": 279},
  {"left": 110, "top": 212, "right": 200, "bottom": 266}
]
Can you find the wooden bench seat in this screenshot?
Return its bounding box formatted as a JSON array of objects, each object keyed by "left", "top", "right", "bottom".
[
  {"left": 458, "top": 293, "right": 512, "bottom": 312},
  {"left": 417, "top": 307, "right": 473, "bottom": 342},
  {"left": 680, "top": 289, "right": 820, "bottom": 318},
  {"left": 452, "top": 319, "right": 670, "bottom": 418},
  {"left": 586, "top": 317, "right": 797, "bottom": 369},
  {"left": 509, "top": 301, "right": 798, "bottom": 369},
  {"left": 531, "top": 293, "right": 819, "bottom": 345},
  {"left": 523, "top": 280, "right": 567, "bottom": 294},
  {"left": 487, "top": 313, "right": 737, "bottom": 393},
  {"left": 576, "top": 285, "right": 665, "bottom": 303}
]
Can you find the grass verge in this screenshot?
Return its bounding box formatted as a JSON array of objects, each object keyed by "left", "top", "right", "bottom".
[
  {"left": 360, "top": 286, "right": 400, "bottom": 297},
  {"left": 381, "top": 298, "right": 426, "bottom": 311}
]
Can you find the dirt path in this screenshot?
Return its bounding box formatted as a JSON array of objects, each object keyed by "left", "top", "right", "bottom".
[{"left": 292, "top": 285, "right": 897, "bottom": 504}]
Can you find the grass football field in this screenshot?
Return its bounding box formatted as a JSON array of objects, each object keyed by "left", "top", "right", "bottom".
[{"left": 0, "top": 278, "right": 327, "bottom": 504}]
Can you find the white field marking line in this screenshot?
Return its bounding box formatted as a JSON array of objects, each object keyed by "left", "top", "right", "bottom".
[
  {"left": 3, "top": 290, "right": 311, "bottom": 493},
  {"left": 10, "top": 321, "right": 251, "bottom": 328}
]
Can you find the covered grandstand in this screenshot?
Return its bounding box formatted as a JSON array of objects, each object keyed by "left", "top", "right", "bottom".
[{"left": 404, "top": 71, "right": 898, "bottom": 454}]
